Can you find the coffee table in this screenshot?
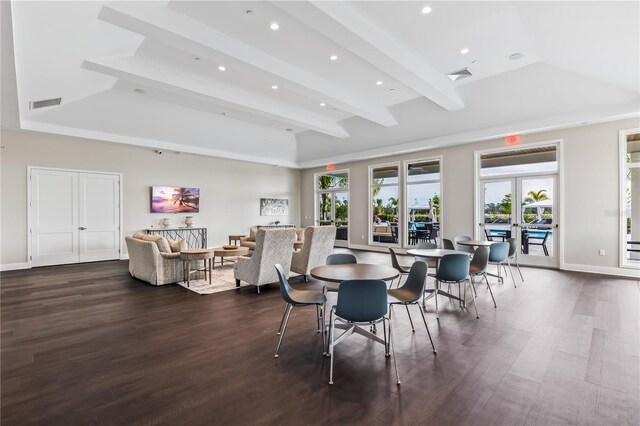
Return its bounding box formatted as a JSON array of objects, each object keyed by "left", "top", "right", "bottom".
[
  {"left": 180, "top": 248, "right": 215, "bottom": 287},
  {"left": 212, "top": 246, "right": 250, "bottom": 269}
]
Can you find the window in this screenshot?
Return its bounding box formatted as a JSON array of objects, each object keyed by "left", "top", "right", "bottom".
[
  {"left": 370, "top": 164, "right": 399, "bottom": 245},
  {"left": 405, "top": 159, "right": 441, "bottom": 246},
  {"left": 480, "top": 146, "right": 557, "bottom": 177}
]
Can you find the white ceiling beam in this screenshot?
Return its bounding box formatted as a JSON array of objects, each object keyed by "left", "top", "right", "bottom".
[
  {"left": 274, "top": 1, "right": 464, "bottom": 111},
  {"left": 97, "top": 3, "right": 397, "bottom": 127},
  {"left": 82, "top": 56, "right": 350, "bottom": 139}
]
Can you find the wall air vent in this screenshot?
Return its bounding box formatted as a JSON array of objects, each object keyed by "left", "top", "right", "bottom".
[
  {"left": 446, "top": 68, "right": 472, "bottom": 81},
  {"left": 29, "top": 97, "right": 62, "bottom": 110}
]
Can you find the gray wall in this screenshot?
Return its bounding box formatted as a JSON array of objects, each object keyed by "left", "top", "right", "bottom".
[
  {"left": 300, "top": 117, "right": 640, "bottom": 275},
  {"left": 1, "top": 130, "right": 300, "bottom": 265}
]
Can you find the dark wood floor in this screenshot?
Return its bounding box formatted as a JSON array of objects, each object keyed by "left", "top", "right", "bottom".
[{"left": 2, "top": 250, "right": 639, "bottom": 425}]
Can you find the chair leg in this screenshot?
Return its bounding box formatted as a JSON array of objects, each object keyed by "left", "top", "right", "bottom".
[
  {"left": 484, "top": 273, "right": 497, "bottom": 308},
  {"left": 435, "top": 280, "right": 440, "bottom": 319},
  {"left": 404, "top": 304, "right": 415, "bottom": 332},
  {"left": 543, "top": 245, "right": 549, "bottom": 256},
  {"left": 466, "top": 279, "right": 479, "bottom": 318},
  {"left": 303, "top": 275, "right": 308, "bottom": 283},
  {"left": 417, "top": 303, "right": 437, "bottom": 353},
  {"left": 470, "top": 275, "right": 478, "bottom": 298},
  {"left": 329, "top": 312, "right": 336, "bottom": 384},
  {"left": 387, "top": 317, "right": 401, "bottom": 385},
  {"left": 319, "top": 304, "right": 326, "bottom": 355},
  {"left": 383, "top": 313, "right": 389, "bottom": 355},
  {"left": 274, "top": 304, "right": 293, "bottom": 358},
  {"left": 257, "top": 285, "right": 261, "bottom": 294},
  {"left": 316, "top": 304, "right": 321, "bottom": 333},
  {"left": 506, "top": 260, "right": 517, "bottom": 288},
  {"left": 515, "top": 259, "right": 524, "bottom": 281},
  {"left": 276, "top": 303, "right": 289, "bottom": 335}
]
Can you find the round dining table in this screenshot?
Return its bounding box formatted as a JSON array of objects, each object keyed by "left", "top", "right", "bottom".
[
  {"left": 406, "top": 248, "right": 471, "bottom": 258},
  {"left": 310, "top": 263, "right": 399, "bottom": 283},
  {"left": 455, "top": 240, "right": 495, "bottom": 248}
]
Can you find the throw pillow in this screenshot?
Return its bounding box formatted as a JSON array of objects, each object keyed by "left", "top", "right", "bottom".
[
  {"left": 167, "top": 239, "right": 185, "bottom": 253},
  {"left": 249, "top": 227, "right": 257, "bottom": 241},
  {"left": 132, "top": 232, "right": 146, "bottom": 239},
  {"left": 142, "top": 234, "right": 171, "bottom": 253}
]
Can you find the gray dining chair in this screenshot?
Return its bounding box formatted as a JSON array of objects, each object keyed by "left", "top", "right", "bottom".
[
  {"left": 388, "top": 262, "right": 436, "bottom": 353},
  {"left": 323, "top": 253, "right": 357, "bottom": 293},
  {"left": 454, "top": 235, "right": 474, "bottom": 253},
  {"left": 328, "top": 279, "right": 400, "bottom": 385},
  {"left": 430, "top": 253, "right": 478, "bottom": 319},
  {"left": 442, "top": 238, "right": 455, "bottom": 250},
  {"left": 389, "top": 247, "right": 411, "bottom": 288},
  {"left": 414, "top": 242, "right": 438, "bottom": 269},
  {"left": 506, "top": 238, "right": 524, "bottom": 282},
  {"left": 274, "top": 264, "right": 327, "bottom": 358},
  {"left": 488, "top": 242, "right": 516, "bottom": 288},
  {"left": 469, "top": 246, "right": 496, "bottom": 308}
]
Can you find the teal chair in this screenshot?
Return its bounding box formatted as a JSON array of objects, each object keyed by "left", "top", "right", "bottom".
[
  {"left": 388, "top": 262, "right": 436, "bottom": 353},
  {"left": 328, "top": 280, "right": 400, "bottom": 385},
  {"left": 469, "top": 246, "right": 496, "bottom": 308},
  {"left": 442, "top": 239, "right": 455, "bottom": 250},
  {"left": 454, "top": 235, "right": 474, "bottom": 253},
  {"left": 431, "top": 253, "right": 478, "bottom": 319},
  {"left": 274, "top": 264, "right": 327, "bottom": 358},
  {"left": 488, "top": 242, "right": 515, "bottom": 287},
  {"left": 323, "top": 253, "right": 357, "bottom": 293}
]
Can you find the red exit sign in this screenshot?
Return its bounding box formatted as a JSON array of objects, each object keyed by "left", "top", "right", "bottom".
[{"left": 505, "top": 134, "right": 521, "bottom": 145}]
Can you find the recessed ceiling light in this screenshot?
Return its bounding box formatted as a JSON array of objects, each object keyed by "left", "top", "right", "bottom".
[
  {"left": 270, "top": 22, "right": 279, "bottom": 30},
  {"left": 134, "top": 88, "right": 146, "bottom": 94},
  {"left": 330, "top": 55, "right": 338, "bottom": 61},
  {"left": 218, "top": 65, "right": 226, "bottom": 71},
  {"left": 320, "top": 103, "right": 326, "bottom": 107},
  {"left": 471, "top": 60, "right": 478, "bottom": 64},
  {"left": 509, "top": 52, "right": 524, "bottom": 61},
  {"left": 194, "top": 57, "right": 201, "bottom": 61},
  {"left": 446, "top": 67, "right": 472, "bottom": 81},
  {"left": 285, "top": 128, "right": 293, "bottom": 132},
  {"left": 332, "top": 107, "right": 337, "bottom": 111},
  {"left": 221, "top": 112, "right": 227, "bottom": 116},
  {"left": 388, "top": 88, "right": 395, "bottom": 92},
  {"left": 376, "top": 80, "right": 383, "bottom": 86},
  {"left": 272, "top": 85, "right": 279, "bottom": 90},
  {"left": 460, "top": 48, "right": 470, "bottom": 55},
  {"left": 246, "top": 10, "right": 253, "bottom": 15},
  {"left": 421, "top": 5, "right": 432, "bottom": 14}
]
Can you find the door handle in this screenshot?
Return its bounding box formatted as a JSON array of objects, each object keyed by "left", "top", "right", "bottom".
[{"left": 79, "top": 227, "right": 87, "bottom": 230}]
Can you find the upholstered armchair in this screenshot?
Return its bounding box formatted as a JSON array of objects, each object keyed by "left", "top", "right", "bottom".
[
  {"left": 125, "top": 236, "right": 183, "bottom": 285},
  {"left": 290, "top": 226, "right": 337, "bottom": 282},
  {"left": 234, "top": 228, "right": 296, "bottom": 293}
]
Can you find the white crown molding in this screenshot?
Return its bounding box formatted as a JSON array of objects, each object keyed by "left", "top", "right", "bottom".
[
  {"left": 298, "top": 106, "right": 640, "bottom": 169},
  {"left": 19, "top": 120, "right": 301, "bottom": 169}
]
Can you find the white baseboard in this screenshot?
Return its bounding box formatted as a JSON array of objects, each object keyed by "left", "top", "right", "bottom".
[
  {"left": 0, "top": 262, "right": 31, "bottom": 271},
  {"left": 561, "top": 263, "right": 640, "bottom": 279},
  {"left": 120, "top": 254, "right": 129, "bottom": 260}
]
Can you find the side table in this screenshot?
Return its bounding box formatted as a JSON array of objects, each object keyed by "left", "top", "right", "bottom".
[
  {"left": 180, "top": 249, "right": 215, "bottom": 287},
  {"left": 228, "top": 234, "right": 246, "bottom": 246}
]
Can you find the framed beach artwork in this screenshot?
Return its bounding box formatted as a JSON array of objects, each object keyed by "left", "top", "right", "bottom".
[
  {"left": 151, "top": 186, "right": 200, "bottom": 213},
  {"left": 260, "top": 198, "right": 289, "bottom": 216}
]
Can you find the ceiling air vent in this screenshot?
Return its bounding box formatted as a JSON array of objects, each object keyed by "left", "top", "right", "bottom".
[
  {"left": 29, "top": 97, "right": 62, "bottom": 110},
  {"left": 446, "top": 68, "right": 472, "bottom": 82}
]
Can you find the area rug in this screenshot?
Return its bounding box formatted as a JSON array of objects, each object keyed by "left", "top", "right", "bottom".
[
  {"left": 177, "top": 262, "right": 238, "bottom": 295},
  {"left": 176, "top": 262, "right": 301, "bottom": 295}
]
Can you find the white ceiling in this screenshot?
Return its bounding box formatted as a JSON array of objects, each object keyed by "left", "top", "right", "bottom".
[{"left": 3, "top": 1, "right": 639, "bottom": 168}]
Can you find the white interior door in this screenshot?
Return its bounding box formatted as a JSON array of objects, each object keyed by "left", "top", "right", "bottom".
[
  {"left": 78, "top": 173, "right": 120, "bottom": 262},
  {"left": 31, "top": 168, "right": 120, "bottom": 267},
  {"left": 31, "top": 169, "right": 79, "bottom": 266}
]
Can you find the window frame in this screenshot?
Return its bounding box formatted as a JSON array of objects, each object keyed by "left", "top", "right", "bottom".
[
  {"left": 619, "top": 128, "right": 640, "bottom": 269},
  {"left": 402, "top": 156, "right": 443, "bottom": 248},
  {"left": 368, "top": 162, "right": 401, "bottom": 247}
]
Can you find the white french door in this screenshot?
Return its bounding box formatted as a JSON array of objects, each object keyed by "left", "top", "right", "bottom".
[
  {"left": 317, "top": 190, "right": 349, "bottom": 247},
  {"left": 479, "top": 175, "right": 558, "bottom": 267},
  {"left": 31, "top": 168, "right": 121, "bottom": 267}
]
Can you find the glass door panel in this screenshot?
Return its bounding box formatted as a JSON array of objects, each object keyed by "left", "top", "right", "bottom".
[
  {"left": 518, "top": 176, "right": 557, "bottom": 266},
  {"left": 480, "top": 179, "right": 514, "bottom": 242},
  {"left": 318, "top": 192, "right": 332, "bottom": 226},
  {"left": 334, "top": 191, "right": 349, "bottom": 247}
]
